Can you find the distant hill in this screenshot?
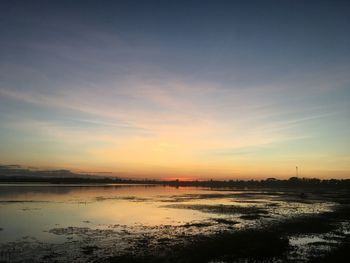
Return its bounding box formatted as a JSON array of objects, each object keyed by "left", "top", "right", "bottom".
[{"left": 0, "top": 164, "right": 108, "bottom": 179}]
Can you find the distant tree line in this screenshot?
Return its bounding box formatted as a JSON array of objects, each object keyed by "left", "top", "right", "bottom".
[
  {"left": 161, "top": 177, "right": 350, "bottom": 189},
  {"left": 0, "top": 164, "right": 349, "bottom": 189}
]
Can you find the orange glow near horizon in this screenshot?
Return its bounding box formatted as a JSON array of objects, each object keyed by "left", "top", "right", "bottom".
[
  {"left": 161, "top": 177, "right": 198, "bottom": 182},
  {"left": 0, "top": 1, "right": 349, "bottom": 180}
]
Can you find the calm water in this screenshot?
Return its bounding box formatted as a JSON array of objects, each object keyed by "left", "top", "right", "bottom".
[
  {"left": 0, "top": 184, "right": 338, "bottom": 262},
  {"left": 0, "top": 184, "right": 212, "bottom": 242},
  {"left": 0, "top": 184, "right": 334, "bottom": 243}
]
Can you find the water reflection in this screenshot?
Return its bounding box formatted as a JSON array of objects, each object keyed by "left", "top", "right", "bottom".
[
  {"left": 0, "top": 185, "right": 216, "bottom": 243},
  {"left": 1, "top": 184, "right": 342, "bottom": 263},
  {"left": 0, "top": 184, "right": 335, "bottom": 244}
]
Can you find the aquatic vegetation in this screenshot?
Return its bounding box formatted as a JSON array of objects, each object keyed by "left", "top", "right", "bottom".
[{"left": 0, "top": 185, "right": 349, "bottom": 262}]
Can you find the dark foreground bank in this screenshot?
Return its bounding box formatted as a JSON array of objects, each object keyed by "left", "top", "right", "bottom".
[{"left": 108, "top": 204, "right": 350, "bottom": 263}]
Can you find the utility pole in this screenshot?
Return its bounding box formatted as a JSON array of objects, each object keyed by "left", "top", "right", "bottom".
[{"left": 296, "top": 166, "right": 298, "bottom": 177}]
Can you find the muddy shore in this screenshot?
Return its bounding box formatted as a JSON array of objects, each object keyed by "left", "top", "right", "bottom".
[{"left": 0, "top": 188, "right": 349, "bottom": 263}]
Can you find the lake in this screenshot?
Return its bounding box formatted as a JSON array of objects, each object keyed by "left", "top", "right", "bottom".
[{"left": 0, "top": 184, "right": 348, "bottom": 262}]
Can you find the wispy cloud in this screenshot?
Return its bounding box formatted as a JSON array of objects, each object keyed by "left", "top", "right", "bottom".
[{"left": 1, "top": 1, "right": 349, "bottom": 178}]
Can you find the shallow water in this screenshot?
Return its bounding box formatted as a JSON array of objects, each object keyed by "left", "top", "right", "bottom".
[
  {"left": 0, "top": 184, "right": 215, "bottom": 242},
  {"left": 0, "top": 184, "right": 339, "bottom": 262}
]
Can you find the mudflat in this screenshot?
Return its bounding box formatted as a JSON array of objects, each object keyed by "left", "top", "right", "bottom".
[{"left": 0, "top": 184, "right": 349, "bottom": 262}]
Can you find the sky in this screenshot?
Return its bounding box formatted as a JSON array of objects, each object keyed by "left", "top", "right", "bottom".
[{"left": 0, "top": 0, "right": 349, "bottom": 179}]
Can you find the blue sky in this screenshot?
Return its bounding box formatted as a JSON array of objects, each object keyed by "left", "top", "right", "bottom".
[{"left": 0, "top": 0, "right": 349, "bottom": 178}]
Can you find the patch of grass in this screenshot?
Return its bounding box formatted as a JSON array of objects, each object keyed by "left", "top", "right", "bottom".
[
  {"left": 81, "top": 245, "right": 99, "bottom": 255},
  {"left": 212, "top": 218, "right": 238, "bottom": 225},
  {"left": 240, "top": 214, "right": 264, "bottom": 220},
  {"left": 273, "top": 205, "right": 350, "bottom": 235},
  {"left": 175, "top": 230, "right": 289, "bottom": 263},
  {"left": 164, "top": 204, "right": 268, "bottom": 215},
  {"left": 181, "top": 222, "right": 212, "bottom": 228},
  {"left": 308, "top": 237, "right": 350, "bottom": 263},
  {"left": 109, "top": 229, "right": 289, "bottom": 263},
  {"left": 276, "top": 216, "right": 335, "bottom": 234}
]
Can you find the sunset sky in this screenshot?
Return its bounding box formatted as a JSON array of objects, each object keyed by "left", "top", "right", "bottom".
[{"left": 0, "top": 0, "right": 349, "bottom": 179}]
